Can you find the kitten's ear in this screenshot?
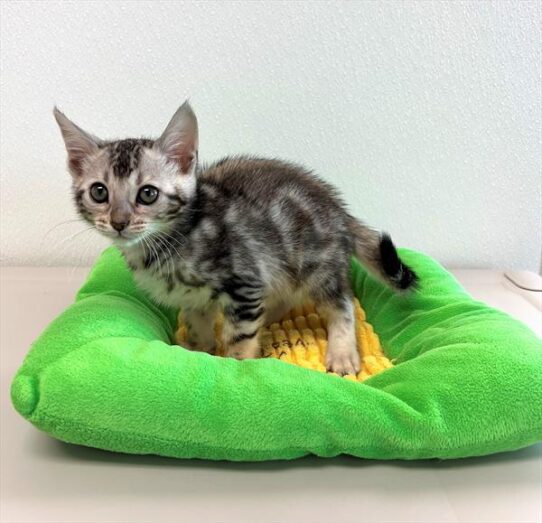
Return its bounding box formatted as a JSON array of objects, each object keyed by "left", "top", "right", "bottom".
[
  {"left": 53, "top": 107, "right": 101, "bottom": 177},
  {"left": 155, "top": 102, "right": 198, "bottom": 175}
]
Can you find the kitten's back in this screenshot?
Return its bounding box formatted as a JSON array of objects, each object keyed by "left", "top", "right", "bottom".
[
  {"left": 200, "top": 155, "right": 418, "bottom": 291},
  {"left": 202, "top": 156, "right": 347, "bottom": 216}
]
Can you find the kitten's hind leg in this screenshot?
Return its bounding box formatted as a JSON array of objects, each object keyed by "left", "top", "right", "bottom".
[
  {"left": 223, "top": 299, "right": 265, "bottom": 360},
  {"left": 316, "top": 297, "right": 360, "bottom": 376}
]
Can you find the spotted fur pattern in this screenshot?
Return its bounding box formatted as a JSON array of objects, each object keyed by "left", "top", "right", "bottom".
[{"left": 54, "top": 103, "right": 418, "bottom": 375}]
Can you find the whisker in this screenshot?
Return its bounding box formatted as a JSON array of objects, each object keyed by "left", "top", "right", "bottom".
[
  {"left": 42, "top": 218, "right": 87, "bottom": 239},
  {"left": 152, "top": 232, "right": 185, "bottom": 268},
  {"left": 160, "top": 235, "right": 182, "bottom": 280},
  {"left": 53, "top": 226, "right": 97, "bottom": 253},
  {"left": 149, "top": 221, "right": 189, "bottom": 242},
  {"left": 144, "top": 235, "right": 165, "bottom": 276},
  {"left": 158, "top": 231, "right": 185, "bottom": 255},
  {"left": 49, "top": 225, "right": 97, "bottom": 268},
  {"left": 155, "top": 230, "right": 187, "bottom": 260},
  {"left": 152, "top": 235, "right": 175, "bottom": 281}
]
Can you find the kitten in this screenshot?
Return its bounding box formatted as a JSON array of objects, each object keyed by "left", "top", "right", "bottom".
[{"left": 54, "top": 102, "right": 417, "bottom": 375}]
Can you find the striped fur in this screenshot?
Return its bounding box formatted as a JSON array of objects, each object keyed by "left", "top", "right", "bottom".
[{"left": 55, "top": 103, "right": 418, "bottom": 375}]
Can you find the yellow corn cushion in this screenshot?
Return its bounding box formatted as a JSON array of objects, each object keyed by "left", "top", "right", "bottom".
[{"left": 175, "top": 299, "right": 392, "bottom": 381}]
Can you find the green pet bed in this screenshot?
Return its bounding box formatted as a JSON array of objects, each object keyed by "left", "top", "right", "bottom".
[{"left": 11, "top": 247, "right": 542, "bottom": 461}]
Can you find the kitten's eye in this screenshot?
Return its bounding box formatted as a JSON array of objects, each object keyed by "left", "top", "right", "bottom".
[
  {"left": 137, "top": 185, "right": 159, "bottom": 205},
  {"left": 89, "top": 183, "right": 108, "bottom": 203}
]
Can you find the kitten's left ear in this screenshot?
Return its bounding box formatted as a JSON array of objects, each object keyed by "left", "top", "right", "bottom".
[{"left": 155, "top": 101, "right": 198, "bottom": 175}]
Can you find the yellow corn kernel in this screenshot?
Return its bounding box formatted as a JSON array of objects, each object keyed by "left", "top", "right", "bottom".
[
  {"left": 307, "top": 313, "right": 322, "bottom": 330},
  {"left": 273, "top": 329, "right": 293, "bottom": 362},
  {"left": 356, "top": 326, "right": 368, "bottom": 357},
  {"left": 282, "top": 319, "right": 294, "bottom": 331},
  {"left": 261, "top": 330, "right": 275, "bottom": 358},
  {"left": 378, "top": 356, "right": 393, "bottom": 369},
  {"left": 354, "top": 299, "right": 366, "bottom": 321},
  {"left": 363, "top": 355, "right": 386, "bottom": 375},
  {"left": 294, "top": 316, "right": 308, "bottom": 331},
  {"left": 288, "top": 329, "right": 307, "bottom": 363},
  {"left": 358, "top": 370, "right": 371, "bottom": 382},
  {"left": 302, "top": 331, "right": 322, "bottom": 368},
  {"left": 314, "top": 327, "right": 327, "bottom": 357}
]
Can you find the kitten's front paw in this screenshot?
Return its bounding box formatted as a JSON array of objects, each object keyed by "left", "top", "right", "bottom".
[
  {"left": 326, "top": 350, "right": 360, "bottom": 376},
  {"left": 225, "top": 339, "right": 261, "bottom": 360},
  {"left": 184, "top": 335, "right": 216, "bottom": 355}
]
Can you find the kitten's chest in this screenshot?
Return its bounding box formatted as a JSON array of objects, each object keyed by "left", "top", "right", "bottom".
[
  {"left": 128, "top": 253, "right": 215, "bottom": 310},
  {"left": 133, "top": 268, "right": 215, "bottom": 309}
]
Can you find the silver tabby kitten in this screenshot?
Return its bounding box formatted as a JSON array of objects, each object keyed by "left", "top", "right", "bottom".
[{"left": 54, "top": 102, "right": 417, "bottom": 375}]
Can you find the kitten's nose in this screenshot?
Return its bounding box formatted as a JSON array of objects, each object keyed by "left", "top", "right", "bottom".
[{"left": 111, "top": 221, "right": 129, "bottom": 232}]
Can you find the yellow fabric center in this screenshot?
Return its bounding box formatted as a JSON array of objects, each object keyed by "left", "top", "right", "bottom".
[{"left": 175, "top": 299, "right": 392, "bottom": 381}]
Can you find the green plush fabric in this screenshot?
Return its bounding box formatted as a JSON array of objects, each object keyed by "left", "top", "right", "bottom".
[{"left": 11, "top": 247, "right": 542, "bottom": 461}]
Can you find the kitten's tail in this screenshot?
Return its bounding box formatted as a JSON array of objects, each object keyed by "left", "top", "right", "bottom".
[{"left": 347, "top": 216, "right": 418, "bottom": 291}]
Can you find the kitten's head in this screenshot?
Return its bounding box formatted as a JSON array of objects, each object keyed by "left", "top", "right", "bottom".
[{"left": 54, "top": 102, "right": 198, "bottom": 246}]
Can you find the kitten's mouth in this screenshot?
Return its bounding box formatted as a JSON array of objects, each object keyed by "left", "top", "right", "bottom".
[
  {"left": 96, "top": 223, "right": 156, "bottom": 247},
  {"left": 114, "top": 232, "right": 144, "bottom": 247},
  {"left": 99, "top": 228, "right": 145, "bottom": 247}
]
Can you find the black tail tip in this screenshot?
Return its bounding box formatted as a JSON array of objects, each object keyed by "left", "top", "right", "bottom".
[{"left": 379, "top": 233, "right": 419, "bottom": 291}]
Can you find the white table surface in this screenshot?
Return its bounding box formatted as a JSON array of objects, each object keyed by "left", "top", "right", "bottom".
[{"left": 1, "top": 266, "right": 541, "bottom": 523}]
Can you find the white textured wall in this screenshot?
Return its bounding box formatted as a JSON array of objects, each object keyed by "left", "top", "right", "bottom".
[{"left": 1, "top": 1, "right": 541, "bottom": 271}]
